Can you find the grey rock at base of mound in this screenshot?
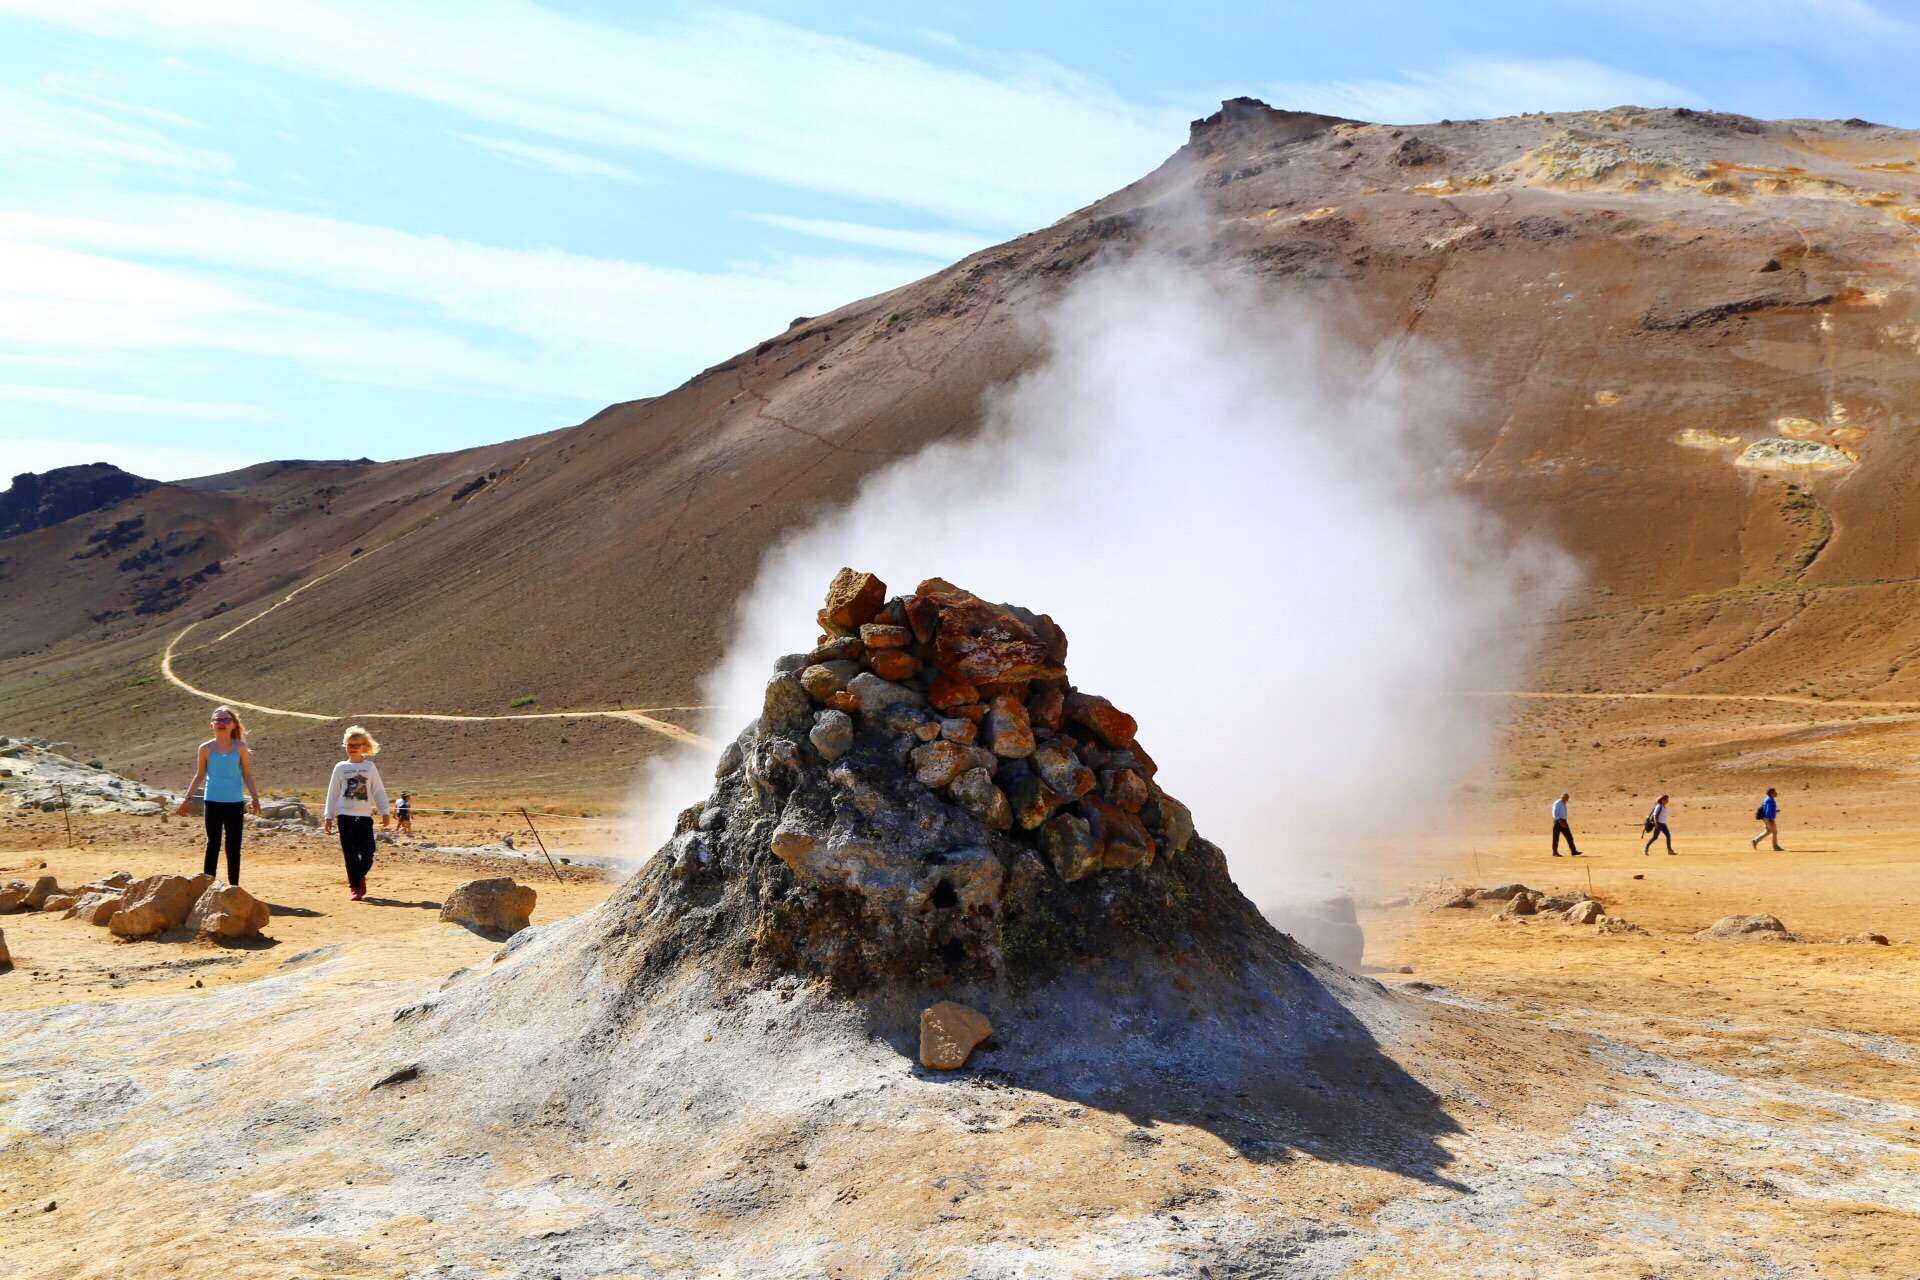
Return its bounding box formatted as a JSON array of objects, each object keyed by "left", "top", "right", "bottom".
[
  {"left": 440, "top": 877, "right": 536, "bottom": 936},
  {"left": 186, "top": 882, "right": 272, "bottom": 940},
  {"left": 1263, "top": 896, "right": 1365, "bottom": 970},
  {"left": 1694, "top": 913, "right": 1797, "bottom": 941},
  {"left": 108, "top": 873, "right": 214, "bottom": 939}
]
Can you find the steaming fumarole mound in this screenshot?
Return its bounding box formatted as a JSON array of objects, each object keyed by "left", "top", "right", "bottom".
[{"left": 605, "top": 569, "right": 1285, "bottom": 993}]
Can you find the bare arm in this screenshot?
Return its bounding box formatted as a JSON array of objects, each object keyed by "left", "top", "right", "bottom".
[
  {"left": 176, "top": 744, "right": 210, "bottom": 817},
  {"left": 239, "top": 743, "right": 262, "bottom": 815}
]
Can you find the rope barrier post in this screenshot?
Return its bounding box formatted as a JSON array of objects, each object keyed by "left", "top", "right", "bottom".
[
  {"left": 56, "top": 782, "right": 73, "bottom": 848},
  {"left": 519, "top": 807, "right": 564, "bottom": 882}
]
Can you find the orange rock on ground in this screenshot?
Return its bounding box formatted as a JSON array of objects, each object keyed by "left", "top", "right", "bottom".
[{"left": 919, "top": 1000, "right": 993, "bottom": 1070}]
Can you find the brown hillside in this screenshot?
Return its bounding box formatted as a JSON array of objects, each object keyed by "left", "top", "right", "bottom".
[{"left": 4, "top": 100, "right": 1919, "bottom": 799}]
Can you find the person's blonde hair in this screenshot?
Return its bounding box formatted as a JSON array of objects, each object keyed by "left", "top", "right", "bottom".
[
  {"left": 342, "top": 724, "right": 380, "bottom": 755},
  {"left": 211, "top": 705, "right": 246, "bottom": 742}
]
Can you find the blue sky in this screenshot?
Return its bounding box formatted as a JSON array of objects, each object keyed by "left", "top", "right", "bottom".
[{"left": 0, "top": 0, "right": 1913, "bottom": 480}]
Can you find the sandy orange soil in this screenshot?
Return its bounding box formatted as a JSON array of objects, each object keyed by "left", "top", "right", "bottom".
[
  {"left": 0, "top": 810, "right": 619, "bottom": 1014},
  {"left": 6, "top": 692, "right": 1920, "bottom": 1274}
]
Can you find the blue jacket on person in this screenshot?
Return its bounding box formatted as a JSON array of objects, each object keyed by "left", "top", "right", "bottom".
[{"left": 1761, "top": 795, "right": 1778, "bottom": 821}]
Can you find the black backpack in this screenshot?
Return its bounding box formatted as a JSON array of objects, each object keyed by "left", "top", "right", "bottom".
[{"left": 1755, "top": 804, "right": 1767, "bottom": 821}]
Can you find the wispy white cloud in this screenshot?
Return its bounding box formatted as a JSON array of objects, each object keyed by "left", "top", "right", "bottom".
[
  {"left": 0, "top": 196, "right": 946, "bottom": 400},
  {"left": 0, "top": 86, "right": 230, "bottom": 174},
  {"left": 747, "top": 215, "right": 994, "bottom": 262},
  {"left": 453, "top": 132, "right": 642, "bottom": 183},
  {"left": 0, "top": 434, "right": 253, "bottom": 481},
  {"left": 39, "top": 71, "right": 211, "bottom": 129},
  {"left": 0, "top": 382, "right": 275, "bottom": 420},
  {"left": 0, "top": 0, "right": 1183, "bottom": 229},
  {"left": 1269, "top": 56, "right": 1705, "bottom": 125}
]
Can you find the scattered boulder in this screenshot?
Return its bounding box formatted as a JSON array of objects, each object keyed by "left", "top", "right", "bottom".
[
  {"left": 1432, "top": 888, "right": 1477, "bottom": 910},
  {"left": 67, "top": 891, "right": 126, "bottom": 926},
  {"left": 0, "top": 881, "right": 28, "bottom": 913},
  {"left": 1496, "top": 892, "right": 1541, "bottom": 918},
  {"left": 1694, "top": 914, "right": 1792, "bottom": 942},
  {"left": 186, "top": 883, "right": 272, "bottom": 940},
  {"left": 21, "top": 875, "right": 60, "bottom": 910},
  {"left": 1475, "top": 884, "right": 1529, "bottom": 901},
  {"left": 0, "top": 927, "right": 8, "bottom": 968},
  {"left": 919, "top": 1001, "right": 993, "bottom": 1070},
  {"left": 1564, "top": 899, "right": 1605, "bottom": 925},
  {"left": 441, "top": 878, "right": 537, "bottom": 936},
  {"left": 108, "top": 874, "right": 215, "bottom": 939},
  {"left": 1843, "top": 932, "right": 1890, "bottom": 946}
]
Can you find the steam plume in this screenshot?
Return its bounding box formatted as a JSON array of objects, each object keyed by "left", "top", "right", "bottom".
[{"left": 629, "top": 256, "right": 1571, "bottom": 906}]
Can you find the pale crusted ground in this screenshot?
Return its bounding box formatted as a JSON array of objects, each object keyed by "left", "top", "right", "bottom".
[{"left": 4, "top": 713, "right": 1920, "bottom": 1279}]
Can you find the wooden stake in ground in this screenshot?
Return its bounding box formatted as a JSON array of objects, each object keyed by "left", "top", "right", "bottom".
[
  {"left": 56, "top": 782, "right": 73, "bottom": 848},
  {"left": 519, "top": 807, "right": 564, "bottom": 882}
]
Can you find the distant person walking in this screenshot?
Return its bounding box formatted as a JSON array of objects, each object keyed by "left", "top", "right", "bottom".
[
  {"left": 174, "top": 705, "right": 260, "bottom": 884},
  {"left": 1643, "top": 794, "right": 1675, "bottom": 856},
  {"left": 1551, "top": 792, "right": 1582, "bottom": 857},
  {"left": 322, "top": 725, "right": 390, "bottom": 901},
  {"left": 1751, "top": 788, "right": 1782, "bottom": 851},
  {"left": 395, "top": 792, "right": 414, "bottom": 838}
]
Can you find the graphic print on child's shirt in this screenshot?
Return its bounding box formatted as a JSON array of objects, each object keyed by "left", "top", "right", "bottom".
[{"left": 343, "top": 775, "right": 368, "bottom": 802}]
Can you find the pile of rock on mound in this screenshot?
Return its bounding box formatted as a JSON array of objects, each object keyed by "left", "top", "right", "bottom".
[
  {"left": 0, "top": 871, "right": 269, "bottom": 940},
  {"left": 643, "top": 570, "right": 1264, "bottom": 993},
  {"left": 1431, "top": 883, "right": 1645, "bottom": 934}
]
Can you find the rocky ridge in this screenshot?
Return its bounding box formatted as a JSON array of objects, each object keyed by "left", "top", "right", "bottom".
[{"left": 639, "top": 570, "right": 1250, "bottom": 993}]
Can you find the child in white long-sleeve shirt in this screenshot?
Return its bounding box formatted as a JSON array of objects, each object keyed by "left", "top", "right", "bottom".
[{"left": 322, "top": 725, "right": 390, "bottom": 900}]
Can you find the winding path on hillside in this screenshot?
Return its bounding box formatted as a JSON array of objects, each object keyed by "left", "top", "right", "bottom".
[
  {"left": 161, "top": 624, "right": 713, "bottom": 746},
  {"left": 1465, "top": 690, "right": 1920, "bottom": 711}
]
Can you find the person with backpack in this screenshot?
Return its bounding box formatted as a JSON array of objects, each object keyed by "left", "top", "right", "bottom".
[
  {"left": 1551, "top": 792, "right": 1582, "bottom": 857},
  {"left": 322, "top": 724, "right": 390, "bottom": 900},
  {"left": 1642, "top": 794, "right": 1674, "bottom": 856},
  {"left": 1751, "top": 788, "right": 1782, "bottom": 851},
  {"left": 174, "top": 705, "right": 262, "bottom": 884}
]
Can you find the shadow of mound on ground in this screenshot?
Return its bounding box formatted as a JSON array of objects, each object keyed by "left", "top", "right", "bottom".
[{"left": 855, "top": 946, "right": 1472, "bottom": 1188}]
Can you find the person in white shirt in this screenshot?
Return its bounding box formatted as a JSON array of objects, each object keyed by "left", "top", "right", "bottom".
[
  {"left": 1642, "top": 794, "right": 1674, "bottom": 856},
  {"left": 1551, "top": 793, "right": 1582, "bottom": 857},
  {"left": 322, "top": 724, "right": 390, "bottom": 900}
]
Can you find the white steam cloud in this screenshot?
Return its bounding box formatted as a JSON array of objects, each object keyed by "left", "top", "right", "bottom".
[{"left": 628, "top": 255, "right": 1570, "bottom": 907}]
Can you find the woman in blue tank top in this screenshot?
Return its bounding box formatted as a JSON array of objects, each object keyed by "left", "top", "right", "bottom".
[{"left": 176, "top": 705, "right": 261, "bottom": 883}]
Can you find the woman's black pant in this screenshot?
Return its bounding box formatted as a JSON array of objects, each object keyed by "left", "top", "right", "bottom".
[
  {"left": 337, "top": 814, "right": 376, "bottom": 891},
  {"left": 203, "top": 800, "right": 245, "bottom": 883},
  {"left": 1644, "top": 822, "right": 1673, "bottom": 854}
]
